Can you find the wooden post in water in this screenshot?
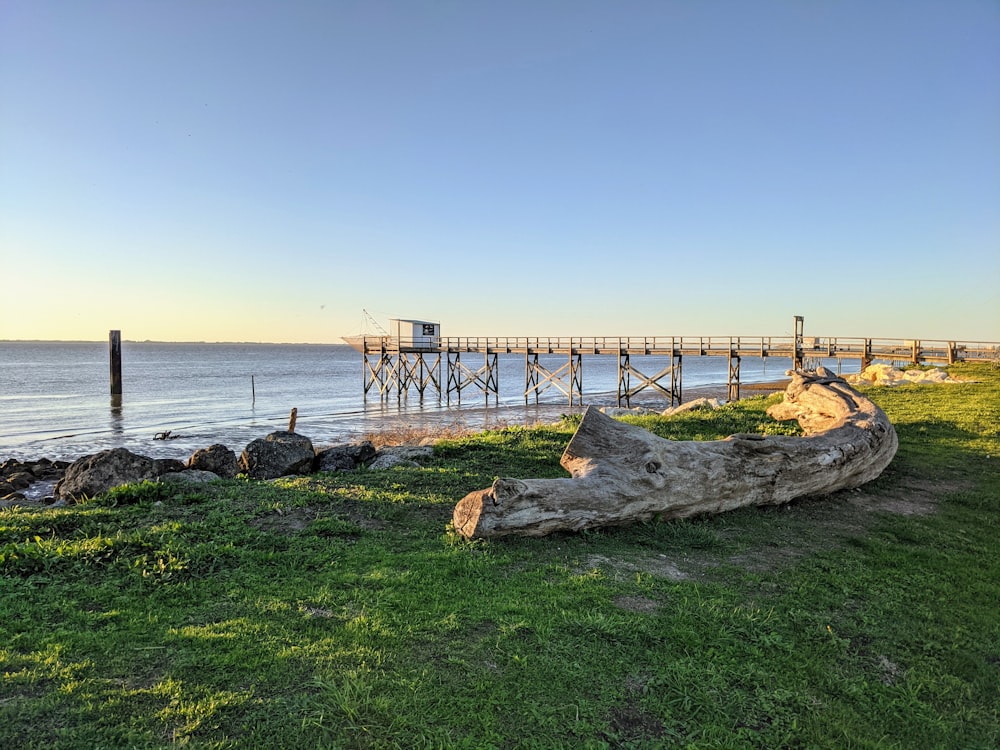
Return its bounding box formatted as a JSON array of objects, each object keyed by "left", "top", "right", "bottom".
[{"left": 109, "top": 330, "right": 123, "bottom": 399}]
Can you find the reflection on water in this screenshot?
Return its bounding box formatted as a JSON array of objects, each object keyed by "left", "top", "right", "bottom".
[{"left": 110, "top": 395, "right": 123, "bottom": 436}]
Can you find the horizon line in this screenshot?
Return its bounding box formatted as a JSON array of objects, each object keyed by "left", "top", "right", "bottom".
[{"left": 4, "top": 333, "right": 1000, "bottom": 347}]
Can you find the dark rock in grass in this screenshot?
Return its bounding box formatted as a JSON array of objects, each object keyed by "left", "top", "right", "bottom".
[
  {"left": 159, "top": 469, "right": 221, "bottom": 485},
  {"left": 315, "top": 441, "right": 376, "bottom": 472},
  {"left": 153, "top": 458, "right": 186, "bottom": 475},
  {"left": 239, "top": 431, "right": 315, "bottom": 479},
  {"left": 368, "top": 454, "right": 420, "bottom": 470},
  {"left": 368, "top": 446, "right": 434, "bottom": 470},
  {"left": 55, "top": 448, "right": 163, "bottom": 502},
  {"left": 187, "top": 444, "right": 239, "bottom": 478}
]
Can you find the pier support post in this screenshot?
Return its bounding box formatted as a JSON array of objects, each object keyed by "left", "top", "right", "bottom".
[
  {"left": 571, "top": 351, "right": 583, "bottom": 406},
  {"left": 617, "top": 352, "right": 682, "bottom": 407},
  {"left": 524, "top": 352, "right": 583, "bottom": 405},
  {"left": 525, "top": 352, "right": 538, "bottom": 405},
  {"left": 793, "top": 316, "right": 805, "bottom": 371},
  {"left": 362, "top": 350, "right": 390, "bottom": 400},
  {"left": 728, "top": 352, "right": 740, "bottom": 402},
  {"left": 447, "top": 352, "right": 498, "bottom": 404},
  {"left": 399, "top": 352, "right": 442, "bottom": 401},
  {"left": 364, "top": 348, "right": 443, "bottom": 402},
  {"left": 671, "top": 355, "right": 682, "bottom": 406}
]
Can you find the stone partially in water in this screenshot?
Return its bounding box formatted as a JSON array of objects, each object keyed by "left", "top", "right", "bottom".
[
  {"left": 55, "top": 448, "right": 162, "bottom": 501},
  {"left": 239, "top": 431, "right": 315, "bottom": 479}
]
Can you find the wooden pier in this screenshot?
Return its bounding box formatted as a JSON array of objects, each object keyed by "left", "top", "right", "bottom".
[{"left": 344, "top": 317, "right": 999, "bottom": 406}]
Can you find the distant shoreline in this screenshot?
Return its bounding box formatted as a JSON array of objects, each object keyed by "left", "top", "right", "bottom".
[{"left": 0, "top": 339, "right": 354, "bottom": 346}]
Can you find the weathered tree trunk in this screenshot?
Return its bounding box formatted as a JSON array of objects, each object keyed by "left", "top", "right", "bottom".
[{"left": 452, "top": 368, "right": 898, "bottom": 539}]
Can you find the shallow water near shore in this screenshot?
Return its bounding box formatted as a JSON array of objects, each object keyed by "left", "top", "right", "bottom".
[{"left": 1, "top": 341, "right": 857, "bottom": 463}]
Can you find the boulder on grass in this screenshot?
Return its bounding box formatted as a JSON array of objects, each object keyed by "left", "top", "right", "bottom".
[
  {"left": 153, "top": 458, "right": 186, "bottom": 475},
  {"left": 187, "top": 444, "right": 239, "bottom": 478},
  {"left": 661, "top": 397, "right": 724, "bottom": 417},
  {"left": 368, "top": 445, "right": 434, "bottom": 470},
  {"left": 315, "top": 441, "right": 377, "bottom": 472},
  {"left": 239, "top": 431, "right": 315, "bottom": 479},
  {"left": 55, "top": 448, "right": 162, "bottom": 501},
  {"left": 159, "top": 469, "right": 222, "bottom": 485}
]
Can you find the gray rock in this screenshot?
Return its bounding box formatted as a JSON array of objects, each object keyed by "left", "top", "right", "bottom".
[
  {"left": 239, "top": 431, "right": 316, "bottom": 479},
  {"left": 315, "top": 441, "right": 377, "bottom": 472},
  {"left": 368, "top": 454, "right": 421, "bottom": 470},
  {"left": 187, "top": 444, "right": 239, "bottom": 478},
  {"left": 378, "top": 445, "right": 434, "bottom": 462},
  {"left": 367, "top": 445, "right": 433, "bottom": 470},
  {"left": 159, "top": 469, "right": 221, "bottom": 485},
  {"left": 26, "top": 459, "right": 54, "bottom": 478},
  {"left": 153, "top": 458, "right": 185, "bottom": 475},
  {"left": 55, "top": 448, "right": 162, "bottom": 501},
  {"left": 5, "top": 471, "right": 34, "bottom": 490},
  {"left": 599, "top": 406, "right": 656, "bottom": 417},
  {"left": 661, "top": 398, "right": 724, "bottom": 417}
]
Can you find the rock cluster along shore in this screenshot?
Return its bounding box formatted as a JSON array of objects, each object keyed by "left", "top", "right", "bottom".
[
  {"left": 0, "top": 399, "right": 734, "bottom": 508},
  {"left": 2, "top": 365, "right": 953, "bottom": 510},
  {"left": 0, "top": 457, "right": 71, "bottom": 504},
  {"left": 0, "top": 431, "right": 435, "bottom": 508}
]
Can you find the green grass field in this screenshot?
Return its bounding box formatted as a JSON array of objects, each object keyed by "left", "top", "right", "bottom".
[{"left": 2, "top": 363, "right": 998, "bottom": 749}]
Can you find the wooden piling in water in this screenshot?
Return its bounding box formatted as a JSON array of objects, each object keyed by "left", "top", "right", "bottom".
[{"left": 109, "top": 330, "right": 122, "bottom": 398}]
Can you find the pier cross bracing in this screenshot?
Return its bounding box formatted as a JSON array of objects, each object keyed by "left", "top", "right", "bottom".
[{"left": 343, "top": 317, "right": 1000, "bottom": 406}]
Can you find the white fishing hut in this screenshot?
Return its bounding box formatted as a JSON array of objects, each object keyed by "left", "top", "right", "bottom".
[{"left": 390, "top": 319, "right": 441, "bottom": 350}]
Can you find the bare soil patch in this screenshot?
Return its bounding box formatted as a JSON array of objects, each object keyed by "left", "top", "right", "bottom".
[
  {"left": 606, "top": 700, "right": 667, "bottom": 744},
  {"left": 585, "top": 475, "right": 961, "bottom": 580},
  {"left": 844, "top": 477, "right": 963, "bottom": 517},
  {"left": 249, "top": 506, "right": 317, "bottom": 534},
  {"left": 249, "top": 500, "right": 391, "bottom": 535},
  {"left": 578, "top": 553, "right": 689, "bottom": 581}
]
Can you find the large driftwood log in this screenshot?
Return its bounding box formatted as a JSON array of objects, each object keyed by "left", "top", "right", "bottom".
[{"left": 453, "top": 368, "right": 898, "bottom": 539}]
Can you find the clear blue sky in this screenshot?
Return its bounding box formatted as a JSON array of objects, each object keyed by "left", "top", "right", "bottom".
[{"left": 2, "top": 0, "right": 998, "bottom": 343}]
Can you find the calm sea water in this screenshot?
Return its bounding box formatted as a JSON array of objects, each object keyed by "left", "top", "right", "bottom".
[{"left": 0, "top": 341, "right": 850, "bottom": 463}]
